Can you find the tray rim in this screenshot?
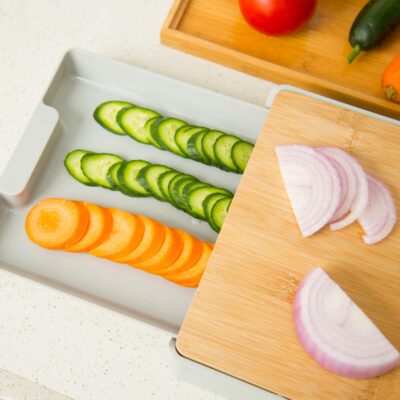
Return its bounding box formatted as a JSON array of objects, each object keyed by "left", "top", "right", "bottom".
[{"left": 161, "top": 0, "right": 400, "bottom": 120}]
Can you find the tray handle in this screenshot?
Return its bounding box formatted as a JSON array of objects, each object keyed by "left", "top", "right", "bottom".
[{"left": 0, "top": 103, "right": 59, "bottom": 207}]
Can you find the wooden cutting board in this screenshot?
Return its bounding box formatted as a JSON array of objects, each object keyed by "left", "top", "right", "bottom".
[
  {"left": 177, "top": 90, "right": 400, "bottom": 400},
  {"left": 161, "top": 0, "right": 400, "bottom": 120}
]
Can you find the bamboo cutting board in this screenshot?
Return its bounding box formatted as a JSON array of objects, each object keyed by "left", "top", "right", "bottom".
[
  {"left": 177, "top": 90, "right": 400, "bottom": 400},
  {"left": 161, "top": 0, "right": 400, "bottom": 120}
]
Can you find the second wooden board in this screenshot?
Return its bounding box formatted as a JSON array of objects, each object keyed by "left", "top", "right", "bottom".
[
  {"left": 177, "top": 89, "right": 400, "bottom": 400},
  {"left": 162, "top": 0, "right": 400, "bottom": 120}
]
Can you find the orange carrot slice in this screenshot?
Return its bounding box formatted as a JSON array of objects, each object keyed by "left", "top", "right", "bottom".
[
  {"left": 165, "top": 242, "right": 211, "bottom": 287},
  {"left": 66, "top": 203, "right": 113, "bottom": 252},
  {"left": 113, "top": 215, "right": 165, "bottom": 265},
  {"left": 25, "top": 198, "right": 89, "bottom": 250},
  {"left": 158, "top": 230, "right": 203, "bottom": 275},
  {"left": 90, "top": 209, "right": 144, "bottom": 259},
  {"left": 134, "top": 227, "right": 183, "bottom": 272}
]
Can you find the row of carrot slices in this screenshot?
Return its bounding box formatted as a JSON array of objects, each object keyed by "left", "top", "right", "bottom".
[{"left": 25, "top": 198, "right": 213, "bottom": 287}]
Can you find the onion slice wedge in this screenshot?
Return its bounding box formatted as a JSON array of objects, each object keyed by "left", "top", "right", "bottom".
[
  {"left": 325, "top": 150, "right": 369, "bottom": 231},
  {"left": 276, "top": 145, "right": 341, "bottom": 237},
  {"left": 358, "top": 175, "right": 397, "bottom": 245},
  {"left": 294, "top": 267, "right": 400, "bottom": 379},
  {"left": 317, "top": 147, "right": 358, "bottom": 224}
]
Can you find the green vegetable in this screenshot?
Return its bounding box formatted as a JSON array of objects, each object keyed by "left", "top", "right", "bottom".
[{"left": 348, "top": 0, "right": 400, "bottom": 63}]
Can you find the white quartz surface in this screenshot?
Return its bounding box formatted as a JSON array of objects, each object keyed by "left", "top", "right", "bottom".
[{"left": 0, "top": 1, "right": 272, "bottom": 399}]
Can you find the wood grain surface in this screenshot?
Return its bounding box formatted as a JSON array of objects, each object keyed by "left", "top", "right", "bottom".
[
  {"left": 177, "top": 90, "right": 400, "bottom": 400},
  {"left": 161, "top": 0, "right": 400, "bottom": 120}
]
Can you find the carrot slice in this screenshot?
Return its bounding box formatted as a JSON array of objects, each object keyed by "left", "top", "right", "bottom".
[
  {"left": 66, "top": 203, "right": 113, "bottom": 252},
  {"left": 206, "top": 242, "right": 214, "bottom": 249},
  {"left": 25, "top": 198, "right": 89, "bottom": 249},
  {"left": 165, "top": 242, "right": 211, "bottom": 287},
  {"left": 113, "top": 215, "right": 165, "bottom": 265},
  {"left": 134, "top": 227, "right": 184, "bottom": 272},
  {"left": 158, "top": 230, "right": 203, "bottom": 275},
  {"left": 90, "top": 209, "right": 144, "bottom": 259}
]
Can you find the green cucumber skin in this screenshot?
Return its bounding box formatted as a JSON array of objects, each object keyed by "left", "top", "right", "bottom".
[
  {"left": 93, "top": 101, "right": 134, "bottom": 135},
  {"left": 349, "top": 0, "right": 400, "bottom": 61},
  {"left": 64, "top": 149, "right": 96, "bottom": 186}
]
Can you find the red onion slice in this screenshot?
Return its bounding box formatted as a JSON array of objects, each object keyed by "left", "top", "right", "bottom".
[
  {"left": 276, "top": 145, "right": 341, "bottom": 237},
  {"left": 358, "top": 175, "right": 397, "bottom": 245},
  {"left": 294, "top": 267, "right": 400, "bottom": 378},
  {"left": 317, "top": 147, "right": 358, "bottom": 223},
  {"left": 325, "top": 150, "right": 369, "bottom": 231}
]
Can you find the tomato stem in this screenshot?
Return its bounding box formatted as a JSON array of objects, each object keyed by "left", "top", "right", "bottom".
[{"left": 347, "top": 45, "right": 361, "bottom": 64}]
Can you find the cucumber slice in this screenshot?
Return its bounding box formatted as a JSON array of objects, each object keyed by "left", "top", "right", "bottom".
[
  {"left": 117, "top": 106, "right": 161, "bottom": 144},
  {"left": 64, "top": 149, "right": 96, "bottom": 186},
  {"left": 93, "top": 101, "right": 134, "bottom": 135},
  {"left": 175, "top": 126, "right": 206, "bottom": 157},
  {"left": 144, "top": 116, "right": 164, "bottom": 149},
  {"left": 214, "top": 134, "right": 241, "bottom": 172},
  {"left": 107, "top": 162, "right": 132, "bottom": 195},
  {"left": 168, "top": 174, "right": 190, "bottom": 209},
  {"left": 81, "top": 153, "right": 124, "bottom": 189},
  {"left": 151, "top": 117, "right": 187, "bottom": 156},
  {"left": 118, "top": 160, "right": 151, "bottom": 196},
  {"left": 158, "top": 170, "right": 182, "bottom": 203},
  {"left": 202, "top": 130, "right": 224, "bottom": 166},
  {"left": 232, "top": 141, "right": 254, "bottom": 173},
  {"left": 171, "top": 176, "right": 198, "bottom": 211},
  {"left": 186, "top": 185, "right": 233, "bottom": 220},
  {"left": 203, "top": 193, "right": 231, "bottom": 231},
  {"left": 187, "top": 130, "right": 209, "bottom": 164},
  {"left": 138, "top": 165, "right": 173, "bottom": 201},
  {"left": 181, "top": 181, "right": 209, "bottom": 210},
  {"left": 211, "top": 197, "right": 232, "bottom": 232},
  {"left": 175, "top": 177, "right": 199, "bottom": 212}
]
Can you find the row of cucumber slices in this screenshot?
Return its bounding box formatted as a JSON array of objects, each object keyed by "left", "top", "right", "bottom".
[
  {"left": 64, "top": 149, "right": 233, "bottom": 232},
  {"left": 93, "top": 101, "right": 254, "bottom": 173}
]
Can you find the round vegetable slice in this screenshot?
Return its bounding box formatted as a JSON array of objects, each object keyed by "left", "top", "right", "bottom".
[
  {"left": 66, "top": 203, "right": 113, "bottom": 252},
  {"left": 165, "top": 242, "right": 212, "bottom": 287},
  {"left": 144, "top": 116, "right": 164, "bottom": 149},
  {"left": 158, "top": 230, "right": 203, "bottom": 275},
  {"left": 107, "top": 162, "right": 132, "bottom": 195},
  {"left": 294, "top": 267, "right": 400, "bottom": 378},
  {"left": 319, "top": 148, "right": 369, "bottom": 231},
  {"left": 114, "top": 216, "right": 166, "bottom": 265},
  {"left": 150, "top": 117, "right": 187, "bottom": 156},
  {"left": 358, "top": 175, "right": 397, "bottom": 245},
  {"left": 202, "top": 130, "right": 225, "bottom": 166},
  {"left": 175, "top": 126, "right": 204, "bottom": 157},
  {"left": 210, "top": 197, "right": 232, "bottom": 232},
  {"left": 158, "top": 170, "right": 182, "bottom": 203},
  {"left": 93, "top": 101, "right": 134, "bottom": 135},
  {"left": 231, "top": 141, "right": 254, "bottom": 173},
  {"left": 214, "top": 134, "right": 241, "bottom": 172},
  {"left": 135, "top": 227, "right": 183, "bottom": 272},
  {"left": 187, "top": 130, "right": 209, "bottom": 164},
  {"left": 275, "top": 144, "right": 341, "bottom": 237},
  {"left": 81, "top": 153, "right": 124, "bottom": 190},
  {"left": 118, "top": 160, "right": 151, "bottom": 197},
  {"left": 90, "top": 209, "right": 144, "bottom": 259},
  {"left": 25, "top": 198, "right": 89, "bottom": 250},
  {"left": 64, "top": 149, "right": 96, "bottom": 186},
  {"left": 137, "top": 164, "right": 173, "bottom": 201},
  {"left": 203, "top": 193, "right": 230, "bottom": 231},
  {"left": 117, "top": 106, "right": 161, "bottom": 144}
]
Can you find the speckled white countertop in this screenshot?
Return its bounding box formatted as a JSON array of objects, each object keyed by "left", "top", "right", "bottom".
[{"left": 0, "top": 1, "right": 272, "bottom": 399}]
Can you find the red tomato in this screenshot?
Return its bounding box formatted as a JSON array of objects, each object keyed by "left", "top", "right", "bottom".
[{"left": 239, "top": 0, "right": 317, "bottom": 36}]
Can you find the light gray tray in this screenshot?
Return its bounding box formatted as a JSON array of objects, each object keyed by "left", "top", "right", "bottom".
[{"left": 0, "top": 49, "right": 268, "bottom": 334}]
